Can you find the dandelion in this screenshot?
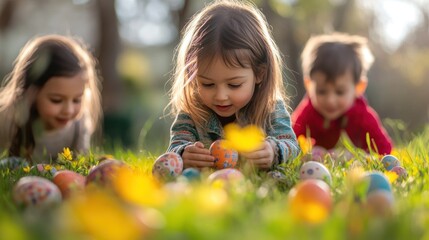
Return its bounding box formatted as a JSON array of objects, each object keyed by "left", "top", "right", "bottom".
[
  {"left": 43, "top": 164, "right": 52, "bottom": 171},
  {"left": 222, "top": 123, "right": 265, "bottom": 152},
  {"left": 113, "top": 167, "right": 166, "bottom": 207},
  {"left": 384, "top": 171, "right": 399, "bottom": 183},
  {"left": 297, "top": 135, "right": 315, "bottom": 155},
  {"left": 59, "top": 147, "right": 73, "bottom": 161},
  {"left": 23, "top": 166, "right": 30, "bottom": 173}
]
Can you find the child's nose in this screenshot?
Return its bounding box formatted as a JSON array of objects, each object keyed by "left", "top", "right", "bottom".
[
  {"left": 62, "top": 102, "right": 75, "bottom": 116},
  {"left": 214, "top": 89, "right": 228, "bottom": 101}
]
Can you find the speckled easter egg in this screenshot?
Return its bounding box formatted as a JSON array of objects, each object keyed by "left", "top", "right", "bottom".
[
  {"left": 0, "top": 157, "right": 28, "bottom": 170},
  {"left": 364, "top": 172, "right": 392, "bottom": 194},
  {"left": 207, "top": 168, "right": 244, "bottom": 184},
  {"left": 300, "top": 161, "right": 332, "bottom": 185},
  {"left": 364, "top": 190, "right": 394, "bottom": 217},
  {"left": 86, "top": 159, "right": 128, "bottom": 187},
  {"left": 53, "top": 170, "right": 86, "bottom": 198},
  {"left": 267, "top": 170, "right": 287, "bottom": 183},
  {"left": 209, "top": 140, "right": 239, "bottom": 170},
  {"left": 152, "top": 152, "right": 183, "bottom": 182},
  {"left": 381, "top": 155, "right": 400, "bottom": 171},
  {"left": 288, "top": 179, "right": 332, "bottom": 224},
  {"left": 13, "top": 176, "right": 62, "bottom": 208},
  {"left": 390, "top": 166, "right": 407, "bottom": 179},
  {"left": 182, "top": 168, "right": 201, "bottom": 181}
]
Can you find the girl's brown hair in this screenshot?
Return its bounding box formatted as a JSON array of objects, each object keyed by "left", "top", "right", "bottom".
[
  {"left": 168, "top": 0, "right": 286, "bottom": 131},
  {"left": 0, "top": 34, "right": 102, "bottom": 158}
]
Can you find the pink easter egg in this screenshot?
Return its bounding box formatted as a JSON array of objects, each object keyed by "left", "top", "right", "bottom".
[
  {"left": 209, "top": 140, "right": 239, "bottom": 170},
  {"left": 13, "top": 176, "right": 62, "bottom": 208},
  {"left": 86, "top": 159, "right": 129, "bottom": 187},
  {"left": 53, "top": 170, "right": 86, "bottom": 198},
  {"left": 390, "top": 166, "right": 407, "bottom": 179},
  {"left": 207, "top": 168, "right": 244, "bottom": 183},
  {"left": 152, "top": 152, "right": 183, "bottom": 182}
]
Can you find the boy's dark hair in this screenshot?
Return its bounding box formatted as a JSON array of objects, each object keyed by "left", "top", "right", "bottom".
[{"left": 301, "top": 32, "right": 374, "bottom": 83}]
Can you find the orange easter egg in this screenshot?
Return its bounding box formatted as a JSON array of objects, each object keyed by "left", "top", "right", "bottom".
[
  {"left": 209, "top": 140, "right": 239, "bottom": 170},
  {"left": 53, "top": 170, "right": 86, "bottom": 199},
  {"left": 288, "top": 179, "right": 332, "bottom": 224}
]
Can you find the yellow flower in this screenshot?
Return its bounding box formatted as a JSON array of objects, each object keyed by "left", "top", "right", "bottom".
[
  {"left": 292, "top": 201, "right": 329, "bottom": 224},
  {"left": 23, "top": 166, "right": 30, "bottom": 173},
  {"left": 384, "top": 171, "right": 398, "bottom": 183},
  {"left": 113, "top": 167, "right": 166, "bottom": 207},
  {"left": 222, "top": 123, "right": 265, "bottom": 152},
  {"left": 60, "top": 147, "right": 73, "bottom": 161},
  {"left": 63, "top": 190, "right": 143, "bottom": 240},
  {"left": 43, "top": 164, "right": 52, "bottom": 171},
  {"left": 297, "top": 135, "right": 314, "bottom": 155},
  {"left": 195, "top": 186, "right": 229, "bottom": 215}
]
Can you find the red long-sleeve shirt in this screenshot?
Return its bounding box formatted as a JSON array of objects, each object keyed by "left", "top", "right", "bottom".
[{"left": 292, "top": 96, "right": 392, "bottom": 154}]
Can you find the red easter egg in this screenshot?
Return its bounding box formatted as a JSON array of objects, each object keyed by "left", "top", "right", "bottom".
[
  {"left": 288, "top": 179, "right": 332, "bottom": 224},
  {"left": 209, "top": 140, "right": 239, "bottom": 170},
  {"left": 53, "top": 170, "right": 86, "bottom": 198},
  {"left": 86, "top": 159, "right": 129, "bottom": 187}
]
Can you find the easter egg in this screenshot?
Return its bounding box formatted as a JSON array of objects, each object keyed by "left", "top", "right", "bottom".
[
  {"left": 208, "top": 168, "right": 244, "bottom": 184},
  {"left": 53, "top": 170, "right": 86, "bottom": 198},
  {"left": 182, "top": 168, "right": 201, "bottom": 181},
  {"left": 0, "top": 157, "right": 28, "bottom": 170},
  {"left": 152, "top": 152, "right": 183, "bottom": 182},
  {"left": 13, "top": 176, "right": 62, "bottom": 208},
  {"left": 288, "top": 179, "right": 332, "bottom": 224},
  {"left": 310, "top": 146, "right": 328, "bottom": 162},
  {"left": 390, "top": 166, "right": 407, "bottom": 179},
  {"left": 381, "top": 155, "right": 400, "bottom": 170},
  {"left": 299, "top": 161, "right": 332, "bottom": 185},
  {"left": 364, "top": 190, "right": 394, "bottom": 217},
  {"left": 209, "top": 140, "right": 239, "bottom": 170},
  {"left": 364, "top": 172, "right": 392, "bottom": 194},
  {"left": 86, "top": 159, "right": 128, "bottom": 187}
]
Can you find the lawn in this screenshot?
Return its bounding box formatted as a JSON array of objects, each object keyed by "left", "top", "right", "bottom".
[{"left": 1, "top": 126, "right": 429, "bottom": 240}]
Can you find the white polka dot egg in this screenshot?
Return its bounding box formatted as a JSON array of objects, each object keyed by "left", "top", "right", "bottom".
[{"left": 299, "top": 161, "right": 332, "bottom": 185}]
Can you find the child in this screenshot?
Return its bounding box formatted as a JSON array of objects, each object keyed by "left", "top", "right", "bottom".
[
  {"left": 292, "top": 33, "right": 393, "bottom": 155},
  {"left": 166, "top": 0, "right": 300, "bottom": 170},
  {"left": 0, "top": 34, "right": 102, "bottom": 163}
]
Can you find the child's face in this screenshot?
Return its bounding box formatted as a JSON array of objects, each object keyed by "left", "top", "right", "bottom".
[
  {"left": 35, "top": 73, "right": 86, "bottom": 131},
  {"left": 306, "top": 70, "right": 357, "bottom": 120},
  {"left": 196, "top": 56, "right": 259, "bottom": 117}
]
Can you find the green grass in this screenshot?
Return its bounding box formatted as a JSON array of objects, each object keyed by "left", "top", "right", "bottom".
[{"left": 1, "top": 126, "right": 429, "bottom": 240}]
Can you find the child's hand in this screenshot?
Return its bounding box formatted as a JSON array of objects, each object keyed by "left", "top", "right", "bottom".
[
  {"left": 241, "top": 140, "right": 275, "bottom": 170},
  {"left": 182, "top": 142, "right": 215, "bottom": 169}
]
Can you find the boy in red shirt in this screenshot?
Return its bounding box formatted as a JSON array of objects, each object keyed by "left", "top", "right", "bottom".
[{"left": 292, "top": 33, "right": 392, "bottom": 155}]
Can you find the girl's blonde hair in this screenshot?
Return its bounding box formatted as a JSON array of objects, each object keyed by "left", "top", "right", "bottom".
[
  {"left": 0, "top": 34, "right": 102, "bottom": 157},
  {"left": 169, "top": 0, "right": 286, "bottom": 130}
]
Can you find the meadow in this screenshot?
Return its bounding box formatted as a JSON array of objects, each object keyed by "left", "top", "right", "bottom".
[{"left": 1, "top": 125, "right": 429, "bottom": 240}]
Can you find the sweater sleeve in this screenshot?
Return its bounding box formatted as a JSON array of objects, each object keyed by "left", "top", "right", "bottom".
[
  {"left": 167, "top": 112, "right": 198, "bottom": 155},
  {"left": 267, "top": 101, "right": 301, "bottom": 166}
]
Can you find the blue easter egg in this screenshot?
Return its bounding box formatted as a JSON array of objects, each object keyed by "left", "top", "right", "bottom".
[
  {"left": 365, "top": 172, "right": 392, "bottom": 194},
  {"left": 182, "top": 168, "right": 201, "bottom": 181},
  {"left": 381, "top": 155, "right": 400, "bottom": 170}
]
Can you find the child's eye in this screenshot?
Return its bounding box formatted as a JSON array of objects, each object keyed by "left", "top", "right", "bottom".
[
  {"left": 73, "top": 98, "right": 82, "bottom": 104},
  {"left": 50, "top": 99, "right": 62, "bottom": 104},
  {"left": 229, "top": 84, "right": 242, "bottom": 89},
  {"left": 316, "top": 90, "right": 326, "bottom": 95},
  {"left": 336, "top": 91, "right": 345, "bottom": 96},
  {"left": 200, "top": 83, "right": 214, "bottom": 88}
]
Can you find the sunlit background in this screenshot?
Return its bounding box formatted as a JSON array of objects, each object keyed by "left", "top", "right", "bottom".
[{"left": 0, "top": 0, "right": 428, "bottom": 153}]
